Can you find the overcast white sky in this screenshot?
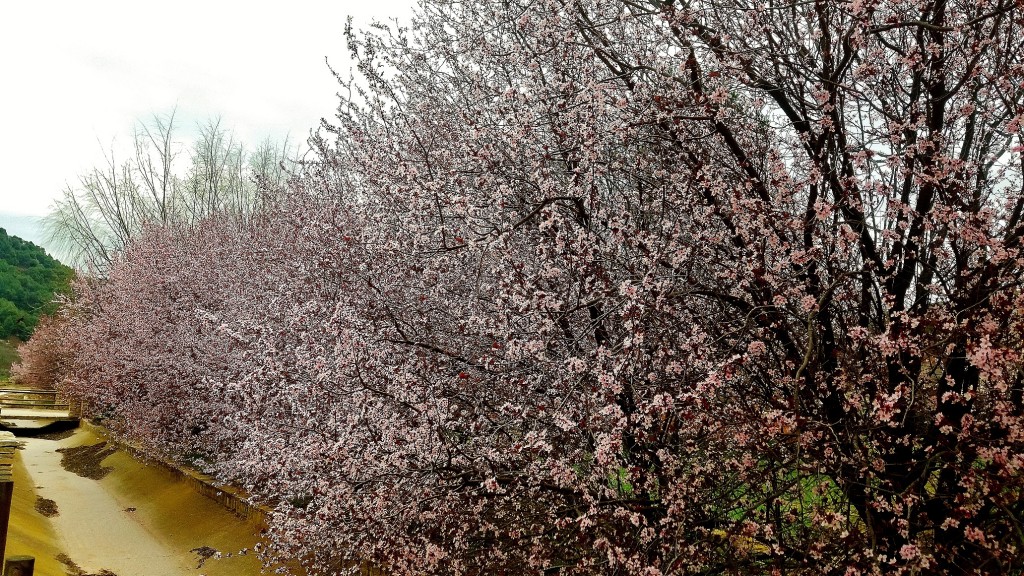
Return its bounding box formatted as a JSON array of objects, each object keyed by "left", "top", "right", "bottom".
[{"left": 0, "top": 0, "right": 412, "bottom": 223}]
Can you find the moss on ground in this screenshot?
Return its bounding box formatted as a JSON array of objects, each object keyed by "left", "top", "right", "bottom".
[
  {"left": 33, "top": 496, "right": 58, "bottom": 517},
  {"left": 55, "top": 443, "right": 116, "bottom": 480},
  {"left": 56, "top": 553, "right": 118, "bottom": 576}
]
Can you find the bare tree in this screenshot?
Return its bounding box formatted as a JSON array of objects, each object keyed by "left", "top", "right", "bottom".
[
  {"left": 133, "top": 109, "right": 182, "bottom": 226},
  {"left": 45, "top": 112, "right": 298, "bottom": 269}
]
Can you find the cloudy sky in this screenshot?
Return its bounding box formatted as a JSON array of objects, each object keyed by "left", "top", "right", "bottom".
[{"left": 0, "top": 0, "right": 411, "bottom": 246}]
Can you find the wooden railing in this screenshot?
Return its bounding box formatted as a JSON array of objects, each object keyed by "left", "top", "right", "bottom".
[
  {"left": 0, "top": 388, "right": 69, "bottom": 410},
  {"left": 0, "top": 388, "right": 82, "bottom": 419}
]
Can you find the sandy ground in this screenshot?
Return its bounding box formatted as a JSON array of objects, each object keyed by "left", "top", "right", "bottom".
[
  {"left": 12, "top": 427, "right": 267, "bottom": 576},
  {"left": 6, "top": 452, "right": 67, "bottom": 576}
]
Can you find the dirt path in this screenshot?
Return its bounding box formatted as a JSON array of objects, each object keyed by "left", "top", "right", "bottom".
[{"left": 13, "top": 427, "right": 265, "bottom": 576}]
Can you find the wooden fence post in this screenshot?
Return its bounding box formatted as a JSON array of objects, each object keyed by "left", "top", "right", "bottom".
[
  {"left": 3, "top": 556, "right": 34, "bottom": 576},
  {"left": 0, "top": 482, "right": 10, "bottom": 569},
  {"left": 0, "top": 432, "right": 17, "bottom": 568}
]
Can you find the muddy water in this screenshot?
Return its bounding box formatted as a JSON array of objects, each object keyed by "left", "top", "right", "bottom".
[{"left": 15, "top": 427, "right": 265, "bottom": 576}]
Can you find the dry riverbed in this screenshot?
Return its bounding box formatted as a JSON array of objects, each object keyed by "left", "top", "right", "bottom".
[{"left": 7, "top": 425, "right": 267, "bottom": 576}]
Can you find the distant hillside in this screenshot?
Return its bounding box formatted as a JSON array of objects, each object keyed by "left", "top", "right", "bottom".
[{"left": 0, "top": 228, "right": 74, "bottom": 340}]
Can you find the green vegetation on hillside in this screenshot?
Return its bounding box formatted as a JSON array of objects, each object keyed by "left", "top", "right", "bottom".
[
  {"left": 0, "top": 337, "right": 20, "bottom": 381},
  {"left": 0, "top": 227, "right": 73, "bottom": 340}
]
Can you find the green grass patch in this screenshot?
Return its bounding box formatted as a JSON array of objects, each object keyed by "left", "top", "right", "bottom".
[{"left": 0, "top": 335, "right": 21, "bottom": 380}]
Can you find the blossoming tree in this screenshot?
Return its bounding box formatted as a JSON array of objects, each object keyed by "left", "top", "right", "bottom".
[{"left": 21, "top": 0, "right": 1024, "bottom": 574}]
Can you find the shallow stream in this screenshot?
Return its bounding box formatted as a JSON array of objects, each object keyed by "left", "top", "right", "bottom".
[{"left": 9, "top": 426, "right": 265, "bottom": 576}]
